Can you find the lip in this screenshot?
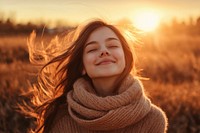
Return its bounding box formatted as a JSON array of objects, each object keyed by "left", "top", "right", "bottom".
[{"left": 96, "top": 58, "right": 116, "bottom": 65}]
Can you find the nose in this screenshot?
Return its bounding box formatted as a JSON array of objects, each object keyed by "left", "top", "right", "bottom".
[{"left": 99, "top": 48, "right": 110, "bottom": 57}]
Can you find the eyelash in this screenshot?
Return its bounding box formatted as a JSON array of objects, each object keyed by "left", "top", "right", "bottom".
[
  {"left": 86, "top": 44, "right": 119, "bottom": 53},
  {"left": 87, "top": 48, "right": 98, "bottom": 53},
  {"left": 108, "top": 45, "right": 118, "bottom": 48}
]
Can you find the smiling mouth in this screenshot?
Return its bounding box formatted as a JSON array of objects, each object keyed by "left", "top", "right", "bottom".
[{"left": 96, "top": 60, "right": 115, "bottom": 65}]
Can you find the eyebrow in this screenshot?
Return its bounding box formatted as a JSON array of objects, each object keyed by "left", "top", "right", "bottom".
[{"left": 85, "top": 37, "right": 119, "bottom": 47}]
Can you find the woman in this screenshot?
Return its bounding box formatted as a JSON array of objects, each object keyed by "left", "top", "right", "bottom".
[{"left": 27, "top": 19, "right": 168, "bottom": 133}]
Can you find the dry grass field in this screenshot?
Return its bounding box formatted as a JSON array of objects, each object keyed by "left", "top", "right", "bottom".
[{"left": 0, "top": 32, "right": 200, "bottom": 132}]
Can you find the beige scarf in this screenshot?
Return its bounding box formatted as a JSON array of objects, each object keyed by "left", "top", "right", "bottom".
[{"left": 67, "top": 75, "right": 151, "bottom": 131}]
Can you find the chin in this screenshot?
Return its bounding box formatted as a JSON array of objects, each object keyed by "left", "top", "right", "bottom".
[{"left": 92, "top": 72, "right": 122, "bottom": 79}]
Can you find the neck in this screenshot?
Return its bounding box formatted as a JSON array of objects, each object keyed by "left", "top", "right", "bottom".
[{"left": 92, "top": 76, "right": 118, "bottom": 97}]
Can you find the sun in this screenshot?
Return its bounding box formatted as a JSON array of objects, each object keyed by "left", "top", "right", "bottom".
[{"left": 132, "top": 11, "right": 160, "bottom": 32}]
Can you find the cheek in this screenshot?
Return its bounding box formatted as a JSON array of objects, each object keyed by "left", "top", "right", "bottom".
[
  {"left": 115, "top": 49, "right": 126, "bottom": 68},
  {"left": 114, "top": 49, "right": 125, "bottom": 61},
  {"left": 83, "top": 53, "right": 96, "bottom": 69}
]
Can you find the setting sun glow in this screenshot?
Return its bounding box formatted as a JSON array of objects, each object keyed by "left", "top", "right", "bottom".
[{"left": 133, "top": 11, "right": 160, "bottom": 32}]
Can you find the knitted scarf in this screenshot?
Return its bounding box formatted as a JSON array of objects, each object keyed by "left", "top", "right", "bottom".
[{"left": 67, "top": 75, "right": 151, "bottom": 131}]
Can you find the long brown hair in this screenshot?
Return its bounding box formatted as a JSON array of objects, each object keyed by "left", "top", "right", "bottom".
[{"left": 27, "top": 19, "right": 136, "bottom": 132}]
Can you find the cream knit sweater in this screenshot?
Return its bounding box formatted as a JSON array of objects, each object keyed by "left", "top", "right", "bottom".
[{"left": 50, "top": 75, "right": 168, "bottom": 133}]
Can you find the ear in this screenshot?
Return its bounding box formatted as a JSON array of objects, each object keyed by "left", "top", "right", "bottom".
[{"left": 82, "top": 68, "right": 86, "bottom": 75}]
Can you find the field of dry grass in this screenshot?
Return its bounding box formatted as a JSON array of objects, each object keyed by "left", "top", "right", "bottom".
[{"left": 0, "top": 33, "right": 200, "bottom": 133}]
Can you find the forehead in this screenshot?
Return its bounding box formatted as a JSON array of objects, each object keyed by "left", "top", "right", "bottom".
[{"left": 86, "top": 27, "right": 119, "bottom": 42}]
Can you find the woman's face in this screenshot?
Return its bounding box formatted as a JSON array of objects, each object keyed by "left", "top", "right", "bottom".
[{"left": 83, "top": 26, "right": 125, "bottom": 79}]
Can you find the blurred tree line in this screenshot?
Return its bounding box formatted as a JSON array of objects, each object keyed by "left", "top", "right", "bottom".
[
  {"left": 0, "top": 18, "right": 72, "bottom": 36},
  {"left": 0, "top": 16, "right": 200, "bottom": 36},
  {"left": 158, "top": 17, "right": 200, "bottom": 36}
]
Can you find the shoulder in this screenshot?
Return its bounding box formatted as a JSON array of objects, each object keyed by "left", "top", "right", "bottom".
[
  {"left": 150, "top": 104, "right": 167, "bottom": 123},
  {"left": 145, "top": 104, "right": 168, "bottom": 133}
]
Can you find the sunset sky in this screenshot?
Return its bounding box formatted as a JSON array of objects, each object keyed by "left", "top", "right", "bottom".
[{"left": 1, "top": 0, "right": 200, "bottom": 28}]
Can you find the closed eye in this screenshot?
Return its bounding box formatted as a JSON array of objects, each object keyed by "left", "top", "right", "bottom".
[
  {"left": 107, "top": 40, "right": 121, "bottom": 48},
  {"left": 108, "top": 45, "right": 118, "bottom": 48},
  {"left": 107, "top": 43, "right": 119, "bottom": 48},
  {"left": 85, "top": 44, "right": 99, "bottom": 53},
  {"left": 87, "top": 48, "right": 98, "bottom": 53}
]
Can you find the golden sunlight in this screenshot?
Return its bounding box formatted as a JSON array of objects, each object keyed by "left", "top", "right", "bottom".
[{"left": 132, "top": 11, "right": 161, "bottom": 32}]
